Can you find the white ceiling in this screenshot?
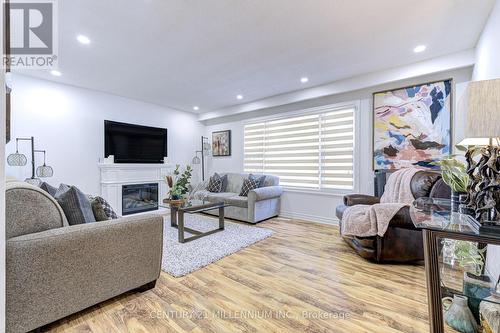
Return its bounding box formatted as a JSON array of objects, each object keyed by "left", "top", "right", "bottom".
[{"left": 16, "top": 0, "right": 495, "bottom": 114}]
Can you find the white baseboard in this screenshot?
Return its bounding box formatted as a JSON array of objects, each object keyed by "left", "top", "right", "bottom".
[{"left": 279, "top": 211, "right": 339, "bottom": 226}]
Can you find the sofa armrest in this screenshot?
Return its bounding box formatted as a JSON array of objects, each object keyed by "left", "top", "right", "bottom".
[
  {"left": 248, "top": 186, "right": 284, "bottom": 202},
  {"left": 6, "top": 214, "right": 163, "bottom": 333},
  {"left": 343, "top": 194, "right": 380, "bottom": 206}
]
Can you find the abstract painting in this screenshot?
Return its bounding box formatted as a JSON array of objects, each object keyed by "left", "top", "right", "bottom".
[
  {"left": 373, "top": 79, "right": 452, "bottom": 170},
  {"left": 212, "top": 130, "right": 231, "bottom": 157}
]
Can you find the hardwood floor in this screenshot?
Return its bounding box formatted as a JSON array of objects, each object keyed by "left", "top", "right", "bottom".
[{"left": 44, "top": 217, "right": 455, "bottom": 333}]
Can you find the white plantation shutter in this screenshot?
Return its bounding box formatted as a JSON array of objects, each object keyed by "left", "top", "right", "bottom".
[{"left": 244, "top": 107, "right": 355, "bottom": 191}]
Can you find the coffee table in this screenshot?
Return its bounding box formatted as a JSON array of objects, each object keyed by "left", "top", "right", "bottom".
[{"left": 161, "top": 199, "right": 231, "bottom": 243}]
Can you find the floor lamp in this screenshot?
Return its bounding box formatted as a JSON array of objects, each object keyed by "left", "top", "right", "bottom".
[
  {"left": 7, "top": 136, "right": 54, "bottom": 185},
  {"left": 192, "top": 136, "right": 211, "bottom": 181}
]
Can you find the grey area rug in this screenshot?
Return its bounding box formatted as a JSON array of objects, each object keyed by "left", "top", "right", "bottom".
[{"left": 161, "top": 214, "right": 274, "bottom": 277}]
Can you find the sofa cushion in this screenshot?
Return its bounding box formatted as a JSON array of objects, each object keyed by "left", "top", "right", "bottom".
[
  {"left": 207, "top": 173, "right": 224, "bottom": 193},
  {"left": 90, "top": 196, "right": 119, "bottom": 221},
  {"left": 39, "top": 182, "right": 58, "bottom": 197},
  {"left": 6, "top": 182, "right": 68, "bottom": 239},
  {"left": 225, "top": 173, "right": 246, "bottom": 193},
  {"left": 249, "top": 174, "right": 266, "bottom": 188},
  {"left": 55, "top": 183, "right": 70, "bottom": 197},
  {"left": 91, "top": 198, "right": 108, "bottom": 221},
  {"left": 229, "top": 173, "right": 280, "bottom": 188},
  {"left": 239, "top": 178, "right": 260, "bottom": 196},
  {"left": 56, "top": 186, "right": 96, "bottom": 225},
  {"left": 206, "top": 192, "right": 238, "bottom": 203},
  {"left": 224, "top": 196, "right": 248, "bottom": 208},
  {"left": 220, "top": 173, "right": 229, "bottom": 192}
]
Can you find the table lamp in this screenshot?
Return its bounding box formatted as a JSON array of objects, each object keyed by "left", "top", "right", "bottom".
[{"left": 458, "top": 78, "right": 500, "bottom": 226}]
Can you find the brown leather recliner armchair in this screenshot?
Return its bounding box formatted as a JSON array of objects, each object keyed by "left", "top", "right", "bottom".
[{"left": 335, "top": 170, "right": 450, "bottom": 263}]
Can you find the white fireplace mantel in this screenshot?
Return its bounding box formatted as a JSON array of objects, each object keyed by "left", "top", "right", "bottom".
[{"left": 98, "top": 163, "right": 173, "bottom": 215}]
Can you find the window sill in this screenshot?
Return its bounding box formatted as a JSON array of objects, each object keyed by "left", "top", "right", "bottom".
[{"left": 282, "top": 187, "right": 355, "bottom": 197}]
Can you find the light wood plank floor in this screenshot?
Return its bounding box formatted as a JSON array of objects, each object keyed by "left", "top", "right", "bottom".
[{"left": 44, "top": 217, "right": 456, "bottom": 333}]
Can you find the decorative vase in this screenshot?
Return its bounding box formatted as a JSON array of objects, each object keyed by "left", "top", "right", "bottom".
[
  {"left": 443, "top": 295, "right": 479, "bottom": 333},
  {"left": 451, "top": 191, "right": 466, "bottom": 213}
]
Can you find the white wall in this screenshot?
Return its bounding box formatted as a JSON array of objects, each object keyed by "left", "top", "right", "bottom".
[
  {"left": 205, "top": 67, "right": 472, "bottom": 224},
  {"left": 6, "top": 74, "right": 205, "bottom": 195},
  {"left": 473, "top": 0, "right": 500, "bottom": 284},
  {"left": 473, "top": 0, "right": 500, "bottom": 81}
]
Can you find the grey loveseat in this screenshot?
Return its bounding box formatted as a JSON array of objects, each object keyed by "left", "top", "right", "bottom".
[
  {"left": 5, "top": 182, "right": 163, "bottom": 333},
  {"left": 192, "top": 173, "right": 283, "bottom": 223}
]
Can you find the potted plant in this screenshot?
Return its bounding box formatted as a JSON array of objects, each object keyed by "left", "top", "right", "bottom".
[
  {"left": 165, "top": 164, "right": 193, "bottom": 204},
  {"left": 433, "top": 156, "right": 469, "bottom": 212}
]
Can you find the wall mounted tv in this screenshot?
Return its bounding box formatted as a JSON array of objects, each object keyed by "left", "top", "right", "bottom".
[{"left": 104, "top": 120, "right": 168, "bottom": 163}]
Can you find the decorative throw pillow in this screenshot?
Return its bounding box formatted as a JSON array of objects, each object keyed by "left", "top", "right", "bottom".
[
  {"left": 39, "top": 182, "right": 58, "bottom": 197},
  {"left": 220, "top": 173, "right": 229, "bottom": 192},
  {"left": 207, "top": 173, "right": 224, "bottom": 193},
  {"left": 249, "top": 174, "right": 266, "bottom": 188},
  {"left": 239, "top": 177, "right": 260, "bottom": 197},
  {"left": 89, "top": 196, "right": 108, "bottom": 221},
  {"left": 56, "top": 186, "right": 96, "bottom": 225},
  {"left": 54, "top": 183, "right": 70, "bottom": 198},
  {"left": 90, "top": 196, "right": 119, "bottom": 221}
]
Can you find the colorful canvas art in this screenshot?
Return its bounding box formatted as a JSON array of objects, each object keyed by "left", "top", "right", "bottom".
[
  {"left": 373, "top": 80, "right": 451, "bottom": 170},
  {"left": 212, "top": 130, "right": 231, "bottom": 156}
]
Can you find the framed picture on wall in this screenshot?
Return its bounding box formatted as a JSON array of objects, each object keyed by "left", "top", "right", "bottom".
[
  {"left": 212, "top": 130, "right": 231, "bottom": 157},
  {"left": 373, "top": 79, "right": 452, "bottom": 170}
]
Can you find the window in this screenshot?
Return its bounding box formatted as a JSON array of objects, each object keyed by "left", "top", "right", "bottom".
[{"left": 244, "top": 106, "right": 356, "bottom": 191}]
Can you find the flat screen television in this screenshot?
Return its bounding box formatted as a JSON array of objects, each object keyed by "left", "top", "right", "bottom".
[{"left": 104, "top": 120, "right": 167, "bottom": 163}]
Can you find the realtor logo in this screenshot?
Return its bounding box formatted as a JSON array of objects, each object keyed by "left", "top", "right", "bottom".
[{"left": 3, "top": 0, "right": 58, "bottom": 69}]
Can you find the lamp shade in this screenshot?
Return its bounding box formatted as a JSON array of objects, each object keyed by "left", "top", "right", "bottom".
[
  {"left": 456, "top": 137, "right": 500, "bottom": 148},
  {"left": 36, "top": 164, "right": 54, "bottom": 177},
  {"left": 463, "top": 78, "right": 500, "bottom": 139},
  {"left": 7, "top": 152, "right": 27, "bottom": 166},
  {"left": 192, "top": 155, "right": 201, "bottom": 165}
]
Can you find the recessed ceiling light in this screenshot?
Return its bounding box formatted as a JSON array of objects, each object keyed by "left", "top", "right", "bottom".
[
  {"left": 300, "top": 77, "right": 309, "bottom": 83},
  {"left": 50, "top": 70, "right": 62, "bottom": 77},
  {"left": 413, "top": 45, "right": 426, "bottom": 53},
  {"left": 236, "top": 94, "right": 243, "bottom": 100},
  {"left": 193, "top": 106, "right": 199, "bottom": 111},
  {"left": 77, "top": 34, "right": 91, "bottom": 45}
]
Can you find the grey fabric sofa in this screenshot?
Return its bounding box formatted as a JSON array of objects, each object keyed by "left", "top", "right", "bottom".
[
  {"left": 5, "top": 182, "right": 163, "bottom": 333},
  {"left": 192, "top": 173, "right": 283, "bottom": 223}
]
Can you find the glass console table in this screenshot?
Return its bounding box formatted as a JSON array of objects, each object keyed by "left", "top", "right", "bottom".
[{"left": 410, "top": 197, "right": 500, "bottom": 333}]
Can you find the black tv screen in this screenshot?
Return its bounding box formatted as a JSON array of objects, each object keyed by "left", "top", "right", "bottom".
[{"left": 104, "top": 120, "right": 167, "bottom": 163}]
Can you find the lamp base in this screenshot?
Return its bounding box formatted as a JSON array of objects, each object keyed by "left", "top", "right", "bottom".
[
  {"left": 465, "top": 145, "right": 500, "bottom": 223},
  {"left": 469, "top": 219, "right": 500, "bottom": 235}
]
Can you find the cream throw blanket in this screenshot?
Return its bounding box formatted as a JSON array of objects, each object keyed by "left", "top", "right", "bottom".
[{"left": 340, "top": 168, "right": 419, "bottom": 237}]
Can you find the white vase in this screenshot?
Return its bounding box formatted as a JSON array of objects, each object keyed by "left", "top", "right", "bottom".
[{"left": 443, "top": 295, "right": 479, "bottom": 333}]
